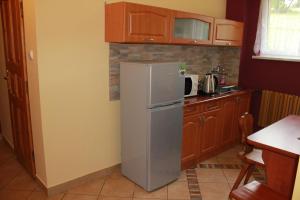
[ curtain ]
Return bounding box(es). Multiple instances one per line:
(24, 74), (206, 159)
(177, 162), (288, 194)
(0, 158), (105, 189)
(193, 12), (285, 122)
(254, 0), (300, 58)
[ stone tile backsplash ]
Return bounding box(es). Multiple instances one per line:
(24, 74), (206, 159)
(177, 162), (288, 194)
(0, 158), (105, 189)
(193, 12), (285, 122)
(109, 43), (241, 100)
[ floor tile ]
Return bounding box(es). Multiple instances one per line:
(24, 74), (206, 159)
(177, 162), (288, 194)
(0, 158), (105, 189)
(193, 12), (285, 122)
(133, 184), (167, 199)
(199, 182), (230, 200)
(67, 178), (105, 195)
(0, 190), (32, 200)
(5, 169), (38, 191)
(177, 171), (187, 182)
(27, 191), (64, 200)
(196, 168), (228, 183)
(0, 158), (23, 189)
(101, 177), (135, 198)
(167, 181), (190, 200)
(63, 194), (98, 200)
(222, 169), (241, 183)
(0, 146), (14, 166)
(108, 167), (124, 180)
(199, 156), (219, 164)
(217, 147), (240, 158)
(98, 197), (131, 200)
(216, 156), (242, 164)
(134, 199), (163, 200)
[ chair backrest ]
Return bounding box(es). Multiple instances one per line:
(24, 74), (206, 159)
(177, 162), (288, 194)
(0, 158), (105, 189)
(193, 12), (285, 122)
(239, 112), (254, 144)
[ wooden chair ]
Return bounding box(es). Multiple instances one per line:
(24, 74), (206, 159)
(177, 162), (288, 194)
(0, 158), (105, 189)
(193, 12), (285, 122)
(230, 181), (288, 200)
(230, 113), (265, 195)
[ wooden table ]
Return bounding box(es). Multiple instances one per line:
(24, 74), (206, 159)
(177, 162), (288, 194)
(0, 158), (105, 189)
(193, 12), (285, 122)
(247, 115), (300, 199)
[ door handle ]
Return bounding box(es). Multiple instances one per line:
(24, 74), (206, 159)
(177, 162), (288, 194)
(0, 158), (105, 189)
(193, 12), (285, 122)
(200, 115), (205, 125)
(3, 76), (8, 80)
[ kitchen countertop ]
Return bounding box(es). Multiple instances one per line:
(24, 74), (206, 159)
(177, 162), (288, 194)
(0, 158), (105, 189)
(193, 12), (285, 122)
(184, 89), (252, 106)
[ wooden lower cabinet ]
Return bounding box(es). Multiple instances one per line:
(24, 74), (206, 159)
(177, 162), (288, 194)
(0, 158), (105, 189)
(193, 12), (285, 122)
(221, 98), (237, 146)
(181, 91), (251, 169)
(199, 109), (222, 156)
(181, 115), (200, 169)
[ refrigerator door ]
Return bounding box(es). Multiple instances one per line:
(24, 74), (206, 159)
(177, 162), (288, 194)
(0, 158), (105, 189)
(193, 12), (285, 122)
(147, 102), (183, 191)
(148, 63), (184, 108)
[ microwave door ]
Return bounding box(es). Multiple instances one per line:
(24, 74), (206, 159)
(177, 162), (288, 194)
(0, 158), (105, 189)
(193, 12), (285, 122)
(185, 78), (192, 96)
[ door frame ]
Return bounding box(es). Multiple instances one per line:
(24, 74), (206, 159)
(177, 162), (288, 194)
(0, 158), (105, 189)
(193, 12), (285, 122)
(0, 0), (36, 176)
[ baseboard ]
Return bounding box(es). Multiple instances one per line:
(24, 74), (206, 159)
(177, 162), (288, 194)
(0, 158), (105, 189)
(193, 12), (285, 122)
(46, 164), (120, 196)
(35, 174), (48, 194)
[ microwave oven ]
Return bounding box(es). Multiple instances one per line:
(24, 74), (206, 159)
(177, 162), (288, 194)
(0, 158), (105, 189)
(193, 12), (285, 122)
(184, 74), (199, 97)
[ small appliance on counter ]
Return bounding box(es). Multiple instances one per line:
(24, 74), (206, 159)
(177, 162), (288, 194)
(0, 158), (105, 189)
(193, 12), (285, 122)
(201, 73), (218, 94)
(184, 74), (199, 97)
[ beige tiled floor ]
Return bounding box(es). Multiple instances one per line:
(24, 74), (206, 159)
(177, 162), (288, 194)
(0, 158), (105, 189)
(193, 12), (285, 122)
(0, 137), (257, 200)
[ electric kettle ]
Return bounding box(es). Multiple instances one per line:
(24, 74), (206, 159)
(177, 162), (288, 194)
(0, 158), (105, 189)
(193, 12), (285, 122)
(202, 73), (218, 94)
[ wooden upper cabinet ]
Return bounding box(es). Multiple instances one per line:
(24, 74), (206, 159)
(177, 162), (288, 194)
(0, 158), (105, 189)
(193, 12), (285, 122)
(105, 2), (244, 46)
(105, 2), (171, 43)
(170, 11), (214, 45)
(213, 19), (244, 46)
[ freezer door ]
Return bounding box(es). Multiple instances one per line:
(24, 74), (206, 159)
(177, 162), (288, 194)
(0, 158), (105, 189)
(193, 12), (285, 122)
(147, 102), (183, 191)
(148, 63), (184, 108)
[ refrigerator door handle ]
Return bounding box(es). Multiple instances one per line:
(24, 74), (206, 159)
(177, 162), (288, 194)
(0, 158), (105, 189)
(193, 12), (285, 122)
(149, 101), (184, 110)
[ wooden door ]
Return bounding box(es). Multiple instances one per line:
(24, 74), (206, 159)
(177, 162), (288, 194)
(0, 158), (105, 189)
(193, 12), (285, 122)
(221, 98), (238, 145)
(125, 3), (171, 43)
(213, 19), (244, 46)
(0, 0), (35, 175)
(199, 109), (222, 155)
(182, 115), (199, 169)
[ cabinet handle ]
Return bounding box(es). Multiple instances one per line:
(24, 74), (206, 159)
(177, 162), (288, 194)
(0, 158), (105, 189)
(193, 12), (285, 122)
(227, 42), (232, 46)
(200, 115), (205, 125)
(193, 40), (198, 44)
(144, 38), (155, 42)
(207, 104), (219, 111)
(236, 97), (241, 103)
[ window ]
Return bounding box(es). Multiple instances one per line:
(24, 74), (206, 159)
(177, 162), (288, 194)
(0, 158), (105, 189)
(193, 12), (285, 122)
(254, 0), (300, 59)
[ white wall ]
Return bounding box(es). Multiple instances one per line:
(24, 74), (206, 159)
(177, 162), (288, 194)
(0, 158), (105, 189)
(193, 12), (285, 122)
(26, 0), (226, 187)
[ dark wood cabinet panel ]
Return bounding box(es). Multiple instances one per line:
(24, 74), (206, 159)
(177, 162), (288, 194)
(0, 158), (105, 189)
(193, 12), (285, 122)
(199, 109), (222, 155)
(125, 3), (171, 43)
(182, 91), (251, 169)
(181, 115), (200, 169)
(213, 19), (244, 46)
(221, 98), (238, 145)
(105, 2), (171, 43)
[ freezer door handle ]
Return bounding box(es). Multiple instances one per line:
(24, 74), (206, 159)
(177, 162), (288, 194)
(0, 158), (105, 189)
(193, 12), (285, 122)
(150, 101), (184, 110)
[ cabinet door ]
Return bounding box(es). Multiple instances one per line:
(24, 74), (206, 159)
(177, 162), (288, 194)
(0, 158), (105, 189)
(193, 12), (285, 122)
(171, 11), (214, 45)
(213, 19), (244, 46)
(199, 109), (222, 155)
(125, 3), (171, 43)
(182, 115), (199, 169)
(221, 98), (238, 146)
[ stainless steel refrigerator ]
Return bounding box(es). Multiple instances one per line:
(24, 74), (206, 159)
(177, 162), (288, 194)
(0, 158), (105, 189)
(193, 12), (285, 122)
(120, 61), (184, 191)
